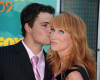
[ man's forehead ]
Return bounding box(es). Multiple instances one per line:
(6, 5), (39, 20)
(35, 13), (53, 24)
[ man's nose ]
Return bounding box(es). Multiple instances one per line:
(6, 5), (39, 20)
(48, 25), (51, 32)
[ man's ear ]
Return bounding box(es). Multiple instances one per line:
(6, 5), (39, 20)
(24, 23), (31, 32)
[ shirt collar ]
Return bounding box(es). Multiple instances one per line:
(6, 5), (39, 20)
(21, 40), (44, 62)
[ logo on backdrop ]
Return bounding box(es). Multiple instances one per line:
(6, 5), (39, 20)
(0, 1), (12, 13)
(0, 37), (23, 46)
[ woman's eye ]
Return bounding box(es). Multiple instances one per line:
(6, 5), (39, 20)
(60, 30), (64, 34)
(51, 29), (55, 32)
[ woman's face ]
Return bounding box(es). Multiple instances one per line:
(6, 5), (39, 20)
(50, 27), (72, 54)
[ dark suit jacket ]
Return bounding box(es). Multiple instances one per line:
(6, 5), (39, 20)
(0, 41), (52, 80)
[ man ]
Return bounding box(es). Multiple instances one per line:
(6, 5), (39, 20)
(0, 3), (55, 80)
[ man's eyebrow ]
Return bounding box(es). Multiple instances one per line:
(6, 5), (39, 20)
(40, 22), (50, 24)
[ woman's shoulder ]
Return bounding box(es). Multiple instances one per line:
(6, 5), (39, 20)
(66, 71), (84, 80)
(65, 65), (89, 80)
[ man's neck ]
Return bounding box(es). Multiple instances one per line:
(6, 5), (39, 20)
(23, 39), (43, 55)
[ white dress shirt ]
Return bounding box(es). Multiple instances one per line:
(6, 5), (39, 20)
(22, 40), (45, 80)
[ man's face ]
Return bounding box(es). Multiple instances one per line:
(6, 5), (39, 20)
(30, 12), (53, 46)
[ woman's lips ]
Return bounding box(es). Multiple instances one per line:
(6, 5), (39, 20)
(51, 41), (57, 45)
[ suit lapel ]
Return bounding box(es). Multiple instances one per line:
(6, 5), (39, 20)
(43, 50), (52, 80)
(14, 41), (36, 80)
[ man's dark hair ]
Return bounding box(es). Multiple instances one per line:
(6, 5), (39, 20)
(21, 3), (55, 37)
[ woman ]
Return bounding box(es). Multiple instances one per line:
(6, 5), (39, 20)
(47, 13), (96, 80)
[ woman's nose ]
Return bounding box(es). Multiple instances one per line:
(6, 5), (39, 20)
(50, 32), (58, 40)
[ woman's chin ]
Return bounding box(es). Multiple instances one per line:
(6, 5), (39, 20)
(51, 48), (57, 51)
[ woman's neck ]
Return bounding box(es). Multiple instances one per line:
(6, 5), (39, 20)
(54, 55), (70, 77)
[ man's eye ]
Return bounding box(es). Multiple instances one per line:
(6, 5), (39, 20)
(42, 24), (47, 27)
(60, 30), (64, 34)
(51, 29), (55, 32)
